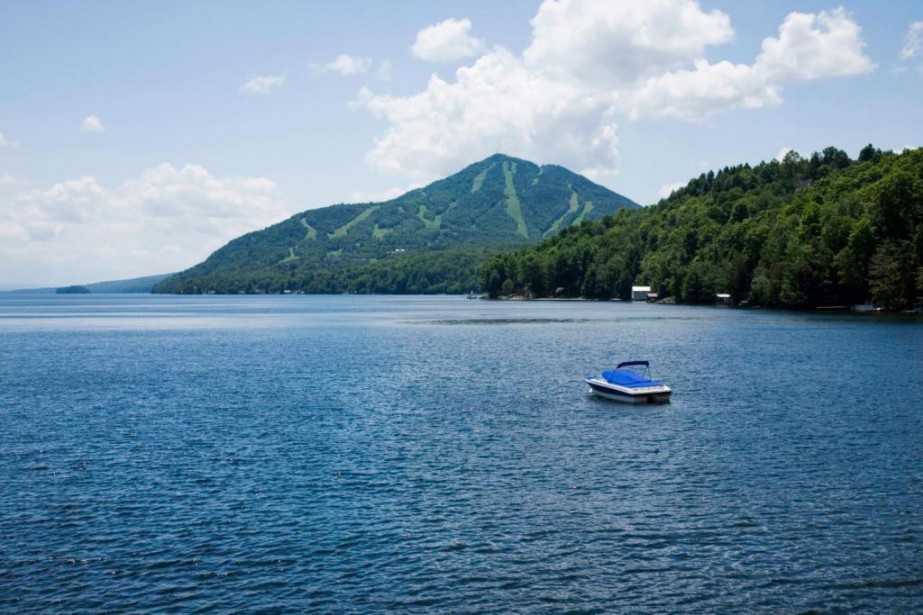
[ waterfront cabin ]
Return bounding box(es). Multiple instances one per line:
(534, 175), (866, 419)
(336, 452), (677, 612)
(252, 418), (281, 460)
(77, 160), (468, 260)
(631, 286), (652, 301)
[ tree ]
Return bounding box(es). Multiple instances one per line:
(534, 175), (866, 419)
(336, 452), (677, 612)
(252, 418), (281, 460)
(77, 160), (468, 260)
(478, 146), (923, 309)
(858, 143), (881, 163)
(869, 240), (915, 310)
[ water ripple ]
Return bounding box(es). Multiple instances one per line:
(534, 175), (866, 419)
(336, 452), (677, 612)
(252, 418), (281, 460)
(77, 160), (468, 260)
(1, 296), (921, 612)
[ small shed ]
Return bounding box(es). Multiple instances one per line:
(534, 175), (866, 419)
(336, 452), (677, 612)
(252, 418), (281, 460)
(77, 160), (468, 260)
(716, 293), (732, 305)
(631, 285), (652, 301)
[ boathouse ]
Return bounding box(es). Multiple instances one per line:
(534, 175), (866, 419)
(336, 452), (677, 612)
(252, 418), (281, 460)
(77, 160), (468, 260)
(631, 286), (652, 301)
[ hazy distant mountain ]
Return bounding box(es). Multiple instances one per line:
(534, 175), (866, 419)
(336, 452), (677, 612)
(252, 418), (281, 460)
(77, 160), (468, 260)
(3, 273), (171, 294)
(154, 154), (639, 294)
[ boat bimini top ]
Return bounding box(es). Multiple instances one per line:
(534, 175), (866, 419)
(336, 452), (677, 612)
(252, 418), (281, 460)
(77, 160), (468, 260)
(600, 361), (663, 388)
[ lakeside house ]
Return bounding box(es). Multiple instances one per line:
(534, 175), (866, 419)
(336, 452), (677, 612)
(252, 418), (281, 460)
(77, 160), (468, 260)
(631, 285), (652, 301)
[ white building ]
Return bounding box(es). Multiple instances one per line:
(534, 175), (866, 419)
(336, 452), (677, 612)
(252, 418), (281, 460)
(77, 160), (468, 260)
(631, 286), (652, 301)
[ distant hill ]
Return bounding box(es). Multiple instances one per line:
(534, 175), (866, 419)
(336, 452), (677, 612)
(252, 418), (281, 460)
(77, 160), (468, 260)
(153, 154), (639, 294)
(481, 146), (923, 310)
(84, 273), (172, 294)
(3, 273), (171, 294)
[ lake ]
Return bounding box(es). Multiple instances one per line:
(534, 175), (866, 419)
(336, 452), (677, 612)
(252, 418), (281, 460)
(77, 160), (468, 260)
(1, 295), (921, 612)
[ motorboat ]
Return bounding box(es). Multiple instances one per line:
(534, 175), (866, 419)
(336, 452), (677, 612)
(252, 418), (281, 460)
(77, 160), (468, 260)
(585, 361), (672, 404)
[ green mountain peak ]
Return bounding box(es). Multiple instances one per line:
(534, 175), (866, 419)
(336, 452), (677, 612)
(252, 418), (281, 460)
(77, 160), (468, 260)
(154, 154), (638, 294)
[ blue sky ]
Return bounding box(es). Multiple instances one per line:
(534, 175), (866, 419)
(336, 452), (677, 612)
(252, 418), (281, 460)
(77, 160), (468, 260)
(1, 0), (921, 286)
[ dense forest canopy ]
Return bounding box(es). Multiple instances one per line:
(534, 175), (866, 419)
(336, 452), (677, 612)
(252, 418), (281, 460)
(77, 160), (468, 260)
(153, 154), (637, 295)
(481, 146), (923, 310)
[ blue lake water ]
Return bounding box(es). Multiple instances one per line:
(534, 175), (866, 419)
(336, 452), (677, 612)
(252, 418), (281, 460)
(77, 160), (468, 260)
(1, 294), (921, 612)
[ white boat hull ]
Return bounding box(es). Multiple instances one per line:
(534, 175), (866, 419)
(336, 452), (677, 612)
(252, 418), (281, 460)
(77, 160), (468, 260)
(585, 377), (672, 404)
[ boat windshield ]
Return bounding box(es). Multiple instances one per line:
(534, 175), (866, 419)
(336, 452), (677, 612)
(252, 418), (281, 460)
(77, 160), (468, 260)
(601, 368), (659, 387)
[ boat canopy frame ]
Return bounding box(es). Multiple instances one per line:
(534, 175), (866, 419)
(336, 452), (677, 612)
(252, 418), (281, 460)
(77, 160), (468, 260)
(616, 361), (649, 369)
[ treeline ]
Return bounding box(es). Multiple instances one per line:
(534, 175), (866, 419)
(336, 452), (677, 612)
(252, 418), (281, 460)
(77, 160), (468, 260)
(481, 146), (923, 310)
(154, 245), (500, 295)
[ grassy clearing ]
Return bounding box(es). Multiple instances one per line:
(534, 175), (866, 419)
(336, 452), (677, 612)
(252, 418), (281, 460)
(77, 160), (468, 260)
(574, 201), (594, 225)
(503, 161), (528, 238)
(329, 206), (380, 239)
(279, 247), (299, 264)
(301, 218), (317, 240)
(417, 205), (441, 230)
(544, 190), (581, 236)
(471, 164), (493, 193)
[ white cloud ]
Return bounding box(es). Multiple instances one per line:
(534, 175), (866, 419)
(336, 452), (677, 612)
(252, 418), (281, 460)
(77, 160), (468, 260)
(628, 59), (781, 120)
(899, 21), (923, 60)
(755, 8), (875, 81)
(0, 130), (20, 148)
(354, 0), (875, 184)
(310, 54), (373, 76)
(377, 60), (394, 81)
(0, 174), (29, 187)
(629, 7), (873, 120)
(240, 74), (285, 94)
(354, 49), (604, 183)
(411, 18), (485, 63)
(524, 0), (733, 86)
(776, 146), (794, 161)
(80, 115), (105, 133)
(0, 164), (290, 284)
(19, 176), (106, 227)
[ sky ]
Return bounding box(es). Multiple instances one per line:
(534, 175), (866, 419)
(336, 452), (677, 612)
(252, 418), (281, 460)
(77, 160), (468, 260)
(1, 0), (922, 287)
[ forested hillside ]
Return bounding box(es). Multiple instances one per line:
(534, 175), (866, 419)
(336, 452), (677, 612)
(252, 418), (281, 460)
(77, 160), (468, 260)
(481, 146), (923, 310)
(154, 154), (637, 294)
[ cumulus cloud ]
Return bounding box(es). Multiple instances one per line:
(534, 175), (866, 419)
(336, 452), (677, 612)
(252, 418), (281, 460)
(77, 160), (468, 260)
(755, 8), (875, 81)
(81, 115), (105, 133)
(411, 18), (485, 63)
(628, 60), (782, 120)
(626, 7), (873, 120)
(899, 21), (923, 60)
(354, 0), (875, 185)
(14, 176), (106, 232)
(523, 0), (733, 86)
(240, 74), (286, 94)
(310, 54), (373, 76)
(0, 164), (290, 284)
(354, 49), (597, 182)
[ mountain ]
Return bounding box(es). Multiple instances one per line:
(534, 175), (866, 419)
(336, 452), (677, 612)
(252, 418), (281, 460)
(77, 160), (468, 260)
(153, 154), (639, 294)
(481, 146), (923, 310)
(3, 273), (171, 294)
(85, 273), (173, 293)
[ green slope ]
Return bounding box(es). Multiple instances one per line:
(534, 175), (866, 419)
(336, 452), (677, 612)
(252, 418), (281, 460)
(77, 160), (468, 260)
(482, 146), (923, 310)
(154, 153), (638, 294)
(3, 273), (171, 294)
